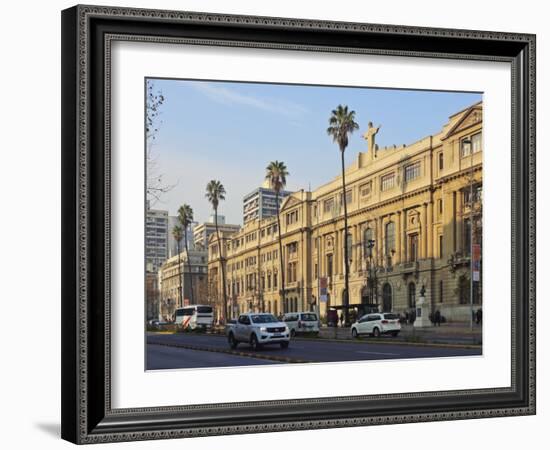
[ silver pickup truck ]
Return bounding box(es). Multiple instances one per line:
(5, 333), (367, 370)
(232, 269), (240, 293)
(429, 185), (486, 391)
(226, 313), (290, 350)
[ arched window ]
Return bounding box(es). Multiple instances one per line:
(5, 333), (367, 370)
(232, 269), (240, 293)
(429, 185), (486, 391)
(382, 283), (392, 312)
(408, 282), (416, 308)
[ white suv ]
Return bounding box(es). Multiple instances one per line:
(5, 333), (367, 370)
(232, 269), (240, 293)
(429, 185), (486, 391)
(351, 313), (401, 338)
(227, 313), (290, 350)
(283, 312), (320, 336)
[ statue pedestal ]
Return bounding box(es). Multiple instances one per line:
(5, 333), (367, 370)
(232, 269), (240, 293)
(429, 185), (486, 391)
(413, 294), (431, 328)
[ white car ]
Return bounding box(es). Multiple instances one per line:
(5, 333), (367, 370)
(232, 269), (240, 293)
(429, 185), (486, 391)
(226, 313), (290, 350)
(351, 313), (401, 338)
(283, 312), (320, 336)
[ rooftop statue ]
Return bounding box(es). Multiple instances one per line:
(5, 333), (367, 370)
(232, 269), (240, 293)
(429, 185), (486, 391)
(363, 122), (381, 160)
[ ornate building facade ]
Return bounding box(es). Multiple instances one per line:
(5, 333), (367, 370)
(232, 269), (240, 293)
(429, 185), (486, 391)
(208, 102), (483, 323)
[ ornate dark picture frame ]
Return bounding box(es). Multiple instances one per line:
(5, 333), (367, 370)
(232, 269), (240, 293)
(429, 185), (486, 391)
(61, 4), (536, 444)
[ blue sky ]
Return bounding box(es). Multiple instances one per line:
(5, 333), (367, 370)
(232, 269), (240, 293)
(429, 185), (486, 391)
(147, 78), (481, 225)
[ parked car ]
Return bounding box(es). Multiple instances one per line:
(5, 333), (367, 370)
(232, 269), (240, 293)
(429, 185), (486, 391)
(226, 313), (290, 350)
(350, 313), (401, 338)
(282, 312), (320, 336)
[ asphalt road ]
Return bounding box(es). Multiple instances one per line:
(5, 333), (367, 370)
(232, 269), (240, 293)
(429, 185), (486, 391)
(147, 344), (277, 370)
(147, 332), (481, 369)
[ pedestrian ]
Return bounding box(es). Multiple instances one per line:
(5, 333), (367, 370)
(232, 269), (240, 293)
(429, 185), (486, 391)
(339, 312), (344, 327)
(434, 309), (441, 326)
(476, 308), (482, 325)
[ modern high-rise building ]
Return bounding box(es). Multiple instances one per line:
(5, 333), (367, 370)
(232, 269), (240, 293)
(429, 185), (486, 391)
(243, 180), (291, 224)
(193, 215), (240, 250)
(145, 206), (169, 273)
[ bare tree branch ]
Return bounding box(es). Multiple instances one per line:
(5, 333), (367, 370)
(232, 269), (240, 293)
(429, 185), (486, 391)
(146, 80), (177, 207)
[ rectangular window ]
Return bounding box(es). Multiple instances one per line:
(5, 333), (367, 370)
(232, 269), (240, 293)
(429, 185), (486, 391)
(287, 242), (298, 255)
(472, 132), (482, 153)
(409, 234), (419, 262)
(360, 181), (372, 197)
(404, 162), (421, 182)
(339, 189), (352, 205)
(381, 173), (395, 191)
(327, 254), (333, 278)
(439, 280), (444, 303)
(439, 235), (444, 258)
(323, 197), (334, 213)
(438, 199), (443, 215)
(438, 152), (444, 170)
(385, 222), (396, 257)
(464, 184), (482, 205)
(461, 137), (471, 157)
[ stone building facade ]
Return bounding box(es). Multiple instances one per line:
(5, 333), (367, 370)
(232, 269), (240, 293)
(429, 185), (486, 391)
(158, 249), (209, 321)
(208, 102), (483, 323)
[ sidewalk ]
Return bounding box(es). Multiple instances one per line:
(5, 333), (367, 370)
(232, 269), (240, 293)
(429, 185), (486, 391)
(316, 322), (482, 346)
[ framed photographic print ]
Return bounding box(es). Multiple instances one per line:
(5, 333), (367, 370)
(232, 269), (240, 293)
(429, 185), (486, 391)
(61, 4), (536, 444)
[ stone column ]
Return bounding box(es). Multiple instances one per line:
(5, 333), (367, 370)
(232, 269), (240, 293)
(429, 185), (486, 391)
(452, 191), (457, 254)
(421, 203), (428, 259)
(377, 216), (383, 266)
(401, 210), (407, 263)
(395, 211), (402, 265)
(334, 230), (339, 275)
(353, 224), (359, 272)
(456, 190), (463, 253)
(427, 201), (434, 258)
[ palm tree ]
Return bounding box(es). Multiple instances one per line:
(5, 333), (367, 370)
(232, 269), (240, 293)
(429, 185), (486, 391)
(205, 180), (228, 321)
(265, 161), (289, 314)
(177, 204), (194, 305)
(327, 105), (359, 326)
(171, 225), (184, 308)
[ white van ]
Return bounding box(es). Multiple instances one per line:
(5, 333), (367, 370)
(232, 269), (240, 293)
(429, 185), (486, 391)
(282, 312), (320, 336)
(174, 305), (214, 330)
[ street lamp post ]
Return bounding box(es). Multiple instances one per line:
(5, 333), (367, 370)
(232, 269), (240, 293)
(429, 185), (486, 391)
(463, 138), (475, 331)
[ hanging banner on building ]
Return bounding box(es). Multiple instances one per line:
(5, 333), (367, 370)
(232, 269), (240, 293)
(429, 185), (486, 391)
(319, 277), (328, 302)
(472, 244), (481, 281)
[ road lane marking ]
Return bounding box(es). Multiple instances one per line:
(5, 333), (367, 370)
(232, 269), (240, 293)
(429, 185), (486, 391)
(355, 350), (400, 356)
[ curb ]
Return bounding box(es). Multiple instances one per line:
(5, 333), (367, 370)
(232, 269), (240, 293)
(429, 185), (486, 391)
(148, 339), (316, 364)
(294, 335), (481, 350)
(148, 331), (481, 350)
